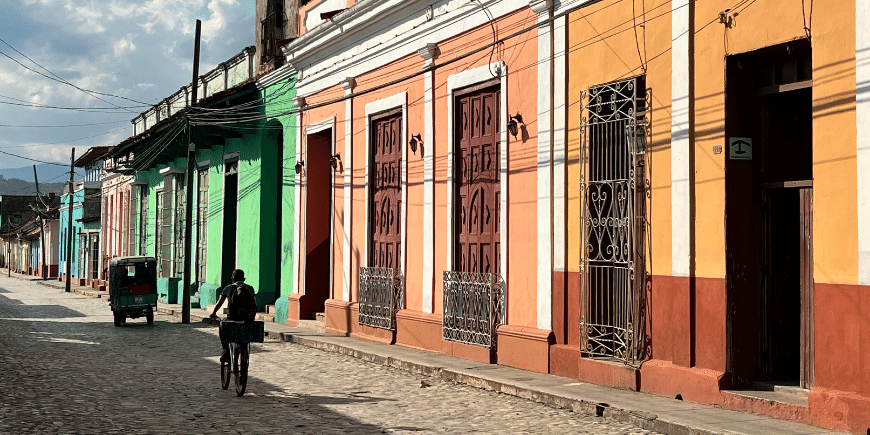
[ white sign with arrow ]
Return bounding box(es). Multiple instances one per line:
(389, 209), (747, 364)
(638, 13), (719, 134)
(729, 137), (753, 160)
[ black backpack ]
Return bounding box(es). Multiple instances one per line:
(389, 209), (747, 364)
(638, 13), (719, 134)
(227, 283), (257, 321)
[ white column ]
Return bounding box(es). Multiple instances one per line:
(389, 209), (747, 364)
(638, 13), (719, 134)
(342, 78), (355, 301)
(553, 14), (566, 278)
(418, 43), (437, 313)
(671, 0), (691, 277)
(531, 0), (553, 330)
(858, 0), (870, 284)
(293, 97), (305, 295)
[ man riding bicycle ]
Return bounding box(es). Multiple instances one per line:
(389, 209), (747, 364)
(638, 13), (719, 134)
(209, 269), (257, 362)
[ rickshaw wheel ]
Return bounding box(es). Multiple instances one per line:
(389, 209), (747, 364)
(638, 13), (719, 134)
(146, 307), (154, 325)
(113, 311), (122, 327)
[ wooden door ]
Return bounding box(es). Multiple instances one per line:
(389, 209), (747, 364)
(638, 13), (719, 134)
(454, 86), (500, 274)
(370, 110), (402, 269)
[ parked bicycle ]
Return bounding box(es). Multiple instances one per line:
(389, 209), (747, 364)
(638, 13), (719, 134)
(218, 320), (264, 396)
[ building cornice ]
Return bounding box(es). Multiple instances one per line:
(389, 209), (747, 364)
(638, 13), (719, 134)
(256, 63), (296, 89)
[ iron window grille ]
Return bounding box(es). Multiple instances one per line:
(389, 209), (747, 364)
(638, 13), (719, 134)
(579, 75), (651, 366)
(442, 271), (505, 349)
(172, 173), (186, 277)
(357, 267), (404, 330)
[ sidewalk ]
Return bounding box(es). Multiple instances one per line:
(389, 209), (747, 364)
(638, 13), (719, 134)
(14, 269), (838, 435)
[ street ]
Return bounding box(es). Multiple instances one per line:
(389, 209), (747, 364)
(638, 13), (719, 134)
(0, 275), (659, 435)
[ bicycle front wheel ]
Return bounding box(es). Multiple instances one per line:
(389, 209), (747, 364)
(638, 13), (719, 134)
(234, 343), (249, 396)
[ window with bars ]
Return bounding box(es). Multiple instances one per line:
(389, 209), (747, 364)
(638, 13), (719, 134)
(579, 75), (649, 365)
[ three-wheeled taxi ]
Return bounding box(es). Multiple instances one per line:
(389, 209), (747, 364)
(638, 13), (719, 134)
(108, 256), (158, 327)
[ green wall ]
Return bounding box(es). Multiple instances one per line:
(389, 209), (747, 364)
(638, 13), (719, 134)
(131, 75), (297, 313)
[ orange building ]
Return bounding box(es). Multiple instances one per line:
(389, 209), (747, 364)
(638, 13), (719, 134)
(266, 0), (870, 431)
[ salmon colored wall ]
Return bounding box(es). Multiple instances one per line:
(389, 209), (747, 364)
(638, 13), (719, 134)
(351, 54), (426, 311)
(430, 9), (540, 328)
(566, 0), (673, 277)
(298, 84), (345, 298)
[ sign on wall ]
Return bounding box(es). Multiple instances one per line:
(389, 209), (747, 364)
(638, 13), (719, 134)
(729, 137), (753, 160)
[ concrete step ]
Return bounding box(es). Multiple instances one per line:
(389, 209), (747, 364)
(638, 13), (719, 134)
(315, 312), (325, 322)
(255, 312), (275, 323)
(265, 304), (276, 314)
(297, 318), (325, 333)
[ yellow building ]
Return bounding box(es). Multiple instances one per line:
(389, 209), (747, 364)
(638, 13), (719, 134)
(555, 0), (870, 431)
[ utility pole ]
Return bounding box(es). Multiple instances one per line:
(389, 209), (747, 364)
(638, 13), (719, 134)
(33, 165), (47, 280)
(182, 19), (201, 324)
(65, 148), (75, 292)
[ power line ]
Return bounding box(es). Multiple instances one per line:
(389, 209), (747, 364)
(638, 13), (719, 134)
(0, 149), (70, 166)
(0, 120), (128, 128)
(0, 37), (150, 108)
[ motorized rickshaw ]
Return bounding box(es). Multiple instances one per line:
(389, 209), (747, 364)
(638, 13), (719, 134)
(108, 256), (158, 327)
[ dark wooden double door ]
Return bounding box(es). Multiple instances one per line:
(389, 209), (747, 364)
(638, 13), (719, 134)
(454, 85), (500, 275)
(370, 110), (402, 269)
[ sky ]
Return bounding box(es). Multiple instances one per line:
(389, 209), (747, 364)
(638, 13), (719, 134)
(0, 0), (256, 174)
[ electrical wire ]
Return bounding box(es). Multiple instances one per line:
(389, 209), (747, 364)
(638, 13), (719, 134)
(0, 37), (150, 108)
(0, 120), (128, 128)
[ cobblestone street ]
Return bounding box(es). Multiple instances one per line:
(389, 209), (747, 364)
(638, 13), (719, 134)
(0, 275), (659, 435)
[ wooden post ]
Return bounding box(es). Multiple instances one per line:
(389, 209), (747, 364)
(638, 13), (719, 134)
(33, 165), (47, 280)
(182, 20), (202, 324)
(65, 148), (75, 292)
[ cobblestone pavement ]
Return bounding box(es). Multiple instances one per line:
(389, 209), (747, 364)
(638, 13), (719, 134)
(0, 276), (660, 435)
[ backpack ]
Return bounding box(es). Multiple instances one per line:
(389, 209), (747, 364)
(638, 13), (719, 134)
(227, 282), (257, 321)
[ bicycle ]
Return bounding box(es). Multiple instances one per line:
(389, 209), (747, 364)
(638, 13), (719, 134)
(221, 340), (250, 396)
(217, 319), (264, 397)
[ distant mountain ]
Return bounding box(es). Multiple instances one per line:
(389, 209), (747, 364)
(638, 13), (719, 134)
(0, 163), (83, 183)
(0, 177), (67, 196)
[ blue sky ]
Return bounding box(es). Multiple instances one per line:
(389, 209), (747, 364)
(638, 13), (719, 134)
(0, 0), (255, 173)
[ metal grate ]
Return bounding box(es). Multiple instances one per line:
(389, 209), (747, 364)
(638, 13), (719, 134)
(442, 271), (505, 349)
(173, 173), (186, 277)
(358, 267), (404, 330)
(579, 76), (650, 366)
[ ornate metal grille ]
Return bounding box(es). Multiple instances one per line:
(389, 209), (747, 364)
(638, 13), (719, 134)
(579, 76), (650, 366)
(442, 271), (505, 349)
(357, 267), (404, 330)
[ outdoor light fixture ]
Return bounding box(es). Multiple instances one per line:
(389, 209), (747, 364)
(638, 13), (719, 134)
(409, 134), (422, 154)
(330, 153), (342, 170)
(295, 161), (304, 174)
(507, 113), (524, 138)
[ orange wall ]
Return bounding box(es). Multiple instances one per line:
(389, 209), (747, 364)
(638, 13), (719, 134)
(299, 7), (541, 329)
(566, 0), (673, 277)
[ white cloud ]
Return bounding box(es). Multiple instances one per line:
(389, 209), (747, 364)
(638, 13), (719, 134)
(113, 34), (137, 57)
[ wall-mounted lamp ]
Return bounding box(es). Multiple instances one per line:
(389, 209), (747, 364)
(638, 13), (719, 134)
(409, 134), (422, 154)
(294, 161), (304, 174)
(329, 153), (342, 170)
(507, 113), (524, 138)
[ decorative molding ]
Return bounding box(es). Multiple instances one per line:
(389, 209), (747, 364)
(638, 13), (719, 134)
(158, 166), (185, 175)
(305, 117), (335, 135)
(417, 43), (439, 67)
(363, 92), (408, 271)
(341, 77), (356, 91)
(445, 62), (508, 282)
(529, 0), (553, 16)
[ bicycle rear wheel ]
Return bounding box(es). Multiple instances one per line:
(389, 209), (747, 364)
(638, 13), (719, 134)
(220, 344), (232, 390)
(234, 343), (249, 396)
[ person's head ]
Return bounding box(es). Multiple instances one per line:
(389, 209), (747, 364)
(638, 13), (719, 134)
(231, 268), (245, 283)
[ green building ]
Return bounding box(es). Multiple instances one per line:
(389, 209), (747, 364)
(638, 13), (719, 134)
(106, 47), (297, 321)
